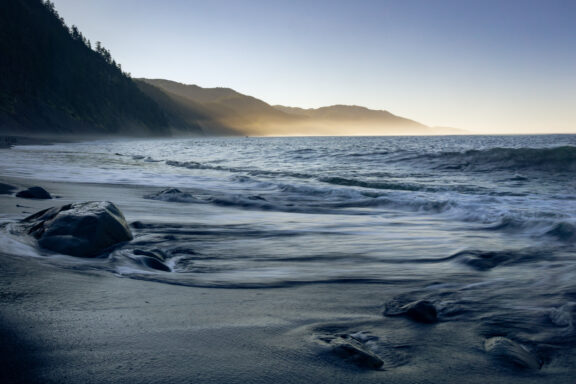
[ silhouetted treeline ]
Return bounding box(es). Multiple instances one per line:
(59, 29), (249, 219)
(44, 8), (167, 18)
(0, 0), (201, 135)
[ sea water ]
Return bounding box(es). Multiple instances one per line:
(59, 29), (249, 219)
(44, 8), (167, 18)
(1, 135), (575, 285)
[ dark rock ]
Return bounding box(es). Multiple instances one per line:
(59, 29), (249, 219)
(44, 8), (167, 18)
(139, 257), (171, 272)
(384, 300), (438, 324)
(144, 188), (196, 202)
(132, 249), (170, 272)
(331, 336), (384, 369)
(403, 300), (438, 323)
(484, 337), (541, 370)
(454, 249), (542, 270)
(131, 221), (145, 229)
(15, 186), (52, 199)
(16, 201), (132, 257)
(133, 248), (166, 261)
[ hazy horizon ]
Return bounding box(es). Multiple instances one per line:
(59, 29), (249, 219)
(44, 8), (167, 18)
(50, 0), (576, 135)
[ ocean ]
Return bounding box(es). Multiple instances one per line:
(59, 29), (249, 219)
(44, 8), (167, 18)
(2, 135), (576, 286)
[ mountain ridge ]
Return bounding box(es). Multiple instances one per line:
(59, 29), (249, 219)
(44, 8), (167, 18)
(138, 79), (444, 136)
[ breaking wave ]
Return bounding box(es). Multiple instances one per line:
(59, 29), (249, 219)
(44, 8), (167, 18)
(420, 146), (576, 172)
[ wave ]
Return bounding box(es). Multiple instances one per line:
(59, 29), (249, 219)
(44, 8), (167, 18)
(421, 146), (576, 172)
(165, 160), (314, 180)
(319, 176), (427, 192)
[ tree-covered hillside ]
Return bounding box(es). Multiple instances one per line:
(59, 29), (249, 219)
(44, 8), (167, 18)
(0, 0), (200, 135)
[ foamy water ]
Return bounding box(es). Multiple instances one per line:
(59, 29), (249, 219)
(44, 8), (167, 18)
(1, 135), (575, 284)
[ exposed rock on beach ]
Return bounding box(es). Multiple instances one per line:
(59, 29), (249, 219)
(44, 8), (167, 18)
(15, 186), (52, 199)
(383, 299), (438, 324)
(12, 201), (132, 257)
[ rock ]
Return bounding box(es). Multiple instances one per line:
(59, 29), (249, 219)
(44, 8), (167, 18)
(17, 201), (132, 257)
(331, 336), (384, 369)
(139, 256), (170, 272)
(484, 337), (541, 370)
(15, 186), (52, 199)
(131, 221), (145, 229)
(454, 250), (519, 270)
(384, 300), (438, 324)
(132, 249), (170, 272)
(133, 248), (166, 261)
(144, 188), (196, 202)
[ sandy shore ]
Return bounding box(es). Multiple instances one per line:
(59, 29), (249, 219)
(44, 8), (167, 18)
(0, 174), (574, 383)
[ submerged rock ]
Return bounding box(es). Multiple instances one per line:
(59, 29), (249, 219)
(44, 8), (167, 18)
(131, 221), (145, 229)
(17, 201), (132, 257)
(15, 186), (52, 199)
(144, 188), (197, 202)
(133, 249), (170, 272)
(454, 249), (543, 270)
(484, 337), (541, 370)
(384, 300), (438, 324)
(331, 336), (384, 369)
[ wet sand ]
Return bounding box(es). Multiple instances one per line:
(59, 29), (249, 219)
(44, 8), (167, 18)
(1, 175), (575, 383)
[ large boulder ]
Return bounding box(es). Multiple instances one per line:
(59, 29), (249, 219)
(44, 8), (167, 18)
(15, 186), (52, 199)
(17, 201), (133, 257)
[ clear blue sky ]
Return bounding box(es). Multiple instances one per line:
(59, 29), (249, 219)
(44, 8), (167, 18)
(51, 0), (576, 133)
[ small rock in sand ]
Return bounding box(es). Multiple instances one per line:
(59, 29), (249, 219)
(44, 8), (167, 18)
(133, 249), (171, 272)
(131, 221), (145, 229)
(15, 186), (52, 199)
(144, 188), (197, 202)
(331, 336), (384, 369)
(384, 300), (438, 324)
(16, 201), (132, 257)
(484, 336), (541, 370)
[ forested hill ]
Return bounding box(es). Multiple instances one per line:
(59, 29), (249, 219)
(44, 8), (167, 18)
(0, 0), (201, 136)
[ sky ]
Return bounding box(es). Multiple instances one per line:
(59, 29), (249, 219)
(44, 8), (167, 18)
(50, 0), (576, 134)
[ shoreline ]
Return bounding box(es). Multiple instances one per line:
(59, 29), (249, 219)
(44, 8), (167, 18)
(1, 162), (575, 382)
